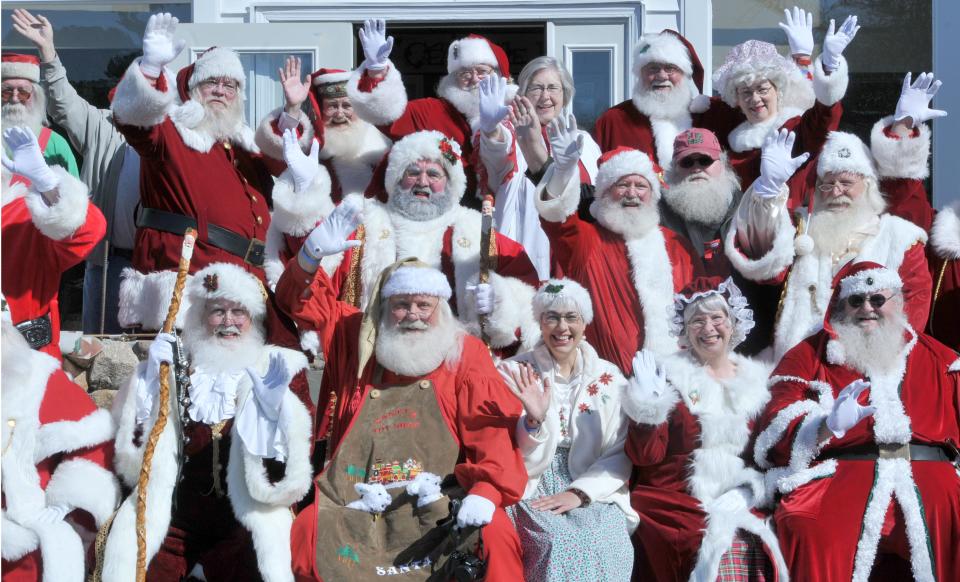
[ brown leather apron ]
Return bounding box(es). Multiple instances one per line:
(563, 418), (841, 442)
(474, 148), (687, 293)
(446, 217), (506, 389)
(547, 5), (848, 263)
(312, 368), (480, 580)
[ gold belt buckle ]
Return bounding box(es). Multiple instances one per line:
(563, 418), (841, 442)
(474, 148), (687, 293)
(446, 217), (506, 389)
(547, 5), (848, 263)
(244, 237), (264, 264)
(879, 443), (911, 461)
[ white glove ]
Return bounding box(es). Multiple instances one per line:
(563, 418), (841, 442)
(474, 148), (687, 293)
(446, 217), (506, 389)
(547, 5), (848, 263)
(710, 487), (752, 514)
(478, 74), (510, 135)
(23, 503), (71, 526)
(628, 349), (667, 401)
(138, 332), (175, 423)
(245, 352), (292, 422)
(358, 19), (393, 71)
(1, 127), (60, 193)
(826, 379), (875, 439)
(466, 283), (495, 316)
(457, 494), (495, 529)
(894, 72), (947, 127)
(282, 130), (320, 193)
(753, 129), (809, 198)
(821, 15), (860, 73)
(778, 6), (814, 56)
(546, 114), (584, 189)
(140, 13), (186, 78)
(300, 196), (363, 262)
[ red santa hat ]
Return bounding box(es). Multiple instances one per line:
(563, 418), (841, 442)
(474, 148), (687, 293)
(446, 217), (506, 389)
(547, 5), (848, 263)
(1, 53), (40, 83)
(175, 46), (245, 98)
(448, 34), (511, 80)
(823, 261), (905, 360)
(381, 264), (452, 300)
(593, 146), (664, 201)
(311, 67), (350, 98)
(384, 130), (467, 201)
(670, 276), (755, 348)
(186, 262), (268, 322)
(533, 279), (594, 325)
(712, 40), (814, 112)
(816, 131), (878, 181)
(633, 31), (704, 92)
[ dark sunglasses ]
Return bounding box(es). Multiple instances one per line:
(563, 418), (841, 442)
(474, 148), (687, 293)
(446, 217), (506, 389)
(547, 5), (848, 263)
(677, 155), (715, 169)
(845, 293), (891, 309)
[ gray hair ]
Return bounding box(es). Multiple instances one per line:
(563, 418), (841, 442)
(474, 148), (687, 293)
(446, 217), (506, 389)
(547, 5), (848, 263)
(680, 294), (733, 347)
(517, 56), (575, 108)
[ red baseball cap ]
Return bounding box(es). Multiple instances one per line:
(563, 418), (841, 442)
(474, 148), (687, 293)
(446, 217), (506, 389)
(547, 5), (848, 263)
(673, 128), (722, 162)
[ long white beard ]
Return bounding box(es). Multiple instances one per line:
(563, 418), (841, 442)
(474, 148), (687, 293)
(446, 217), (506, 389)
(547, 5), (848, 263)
(631, 76), (696, 120)
(321, 119), (376, 160)
(832, 312), (908, 376)
(375, 314), (465, 377)
(808, 192), (881, 257)
(195, 98), (246, 142)
(592, 196), (660, 240)
(437, 74), (479, 122)
(182, 323), (266, 374)
(388, 185), (457, 221)
(663, 171), (739, 226)
(2, 91), (46, 134)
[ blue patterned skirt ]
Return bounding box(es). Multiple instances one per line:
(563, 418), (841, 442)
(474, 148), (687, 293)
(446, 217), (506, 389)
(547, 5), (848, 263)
(507, 446), (633, 581)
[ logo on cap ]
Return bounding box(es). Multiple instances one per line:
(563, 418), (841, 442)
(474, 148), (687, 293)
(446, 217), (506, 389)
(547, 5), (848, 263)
(837, 147), (851, 159)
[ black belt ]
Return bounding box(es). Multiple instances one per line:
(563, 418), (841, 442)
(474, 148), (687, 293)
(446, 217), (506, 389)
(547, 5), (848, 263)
(16, 313), (52, 350)
(137, 208), (265, 267)
(110, 247), (134, 261)
(818, 443), (957, 463)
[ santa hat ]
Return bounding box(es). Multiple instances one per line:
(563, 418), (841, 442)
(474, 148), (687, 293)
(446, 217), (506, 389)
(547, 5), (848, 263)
(175, 46), (245, 100)
(185, 262), (268, 322)
(311, 67), (350, 99)
(633, 31), (704, 92)
(384, 130), (467, 201)
(532, 279), (594, 325)
(381, 264), (452, 300)
(593, 147), (664, 201)
(816, 131), (878, 181)
(712, 40), (814, 111)
(448, 35), (511, 80)
(823, 261), (904, 360)
(1, 53), (40, 83)
(669, 276), (755, 348)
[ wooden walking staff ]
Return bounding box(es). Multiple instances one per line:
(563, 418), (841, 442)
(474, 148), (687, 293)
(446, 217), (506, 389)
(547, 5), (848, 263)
(135, 228), (197, 582)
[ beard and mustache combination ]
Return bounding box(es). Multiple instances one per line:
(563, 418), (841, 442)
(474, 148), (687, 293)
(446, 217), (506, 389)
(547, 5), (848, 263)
(831, 307), (908, 376)
(388, 184), (457, 222)
(436, 74), (480, 122)
(181, 319), (266, 375)
(2, 86), (46, 134)
(190, 87), (246, 142)
(631, 75), (697, 120)
(808, 181), (886, 257)
(591, 195), (661, 240)
(321, 118), (371, 160)
(663, 162), (740, 226)
(375, 304), (466, 377)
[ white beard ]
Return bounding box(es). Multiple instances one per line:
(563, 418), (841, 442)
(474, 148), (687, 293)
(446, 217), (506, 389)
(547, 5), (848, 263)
(437, 74), (479, 122)
(631, 76), (696, 121)
(832, 311), (908, 376)
(375, 313), (466, 377)
(320, 119), (375, 161)
(663, 170), (739, 226)
(388, 184), (457, 221)
(194, 98), (246, 142)
(591, 196), (660, 240)
(808, 193), (880, 257)
(182, 323), (266, 375)
(2, 90), (46, 134)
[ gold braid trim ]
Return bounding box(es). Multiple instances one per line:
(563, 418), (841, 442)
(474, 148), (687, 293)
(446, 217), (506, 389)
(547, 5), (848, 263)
(343, 225), (365, 307)
(323, 391), (338, 440)
(208, 420), (229, 498)
(930, 258), (948, 327)
(88, 510), (119, 582)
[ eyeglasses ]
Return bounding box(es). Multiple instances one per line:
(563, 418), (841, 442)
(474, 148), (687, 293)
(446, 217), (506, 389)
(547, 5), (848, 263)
(687, 313), (729, 330)
(677, 155), (716, 169)
(817, 180), (858, 193)
(845, 293), (893, 310)
(541, 312), (582, 326)
(642, 63), (682, 75)
(206, 307), (250, 324)
(736, 83), (774, 99)
(525, 84), (563, 97)
(402, 167), (447, 184)
(199, 78), (240, 96)
(455, 66), (494, 83)
(612, 181), (650, 193)
(1, 86), (32, 101)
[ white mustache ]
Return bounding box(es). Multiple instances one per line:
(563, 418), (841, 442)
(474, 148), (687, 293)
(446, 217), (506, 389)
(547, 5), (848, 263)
(398, 320), (430, 331)
(215, 324), (241, 336)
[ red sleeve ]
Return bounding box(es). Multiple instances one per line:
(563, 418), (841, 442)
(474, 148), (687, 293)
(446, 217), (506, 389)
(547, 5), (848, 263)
(452, 340), (527, 507)
(795, 101), (843, 157)
(40, 370), (114, 470)
(540, 213), (601, 275)
(493, 231), (540, 286)
(625, 421), (670, 466)
(899, 242), (933, 334)
(753, 344), (819, 467)
(881, 177), (934, 232)
(666, 229), (705, 290)
(593, 110), (616, 152)
(114, 117), (177, 160)
(51, 202), (106, 273)
(695, 97), (744, 146)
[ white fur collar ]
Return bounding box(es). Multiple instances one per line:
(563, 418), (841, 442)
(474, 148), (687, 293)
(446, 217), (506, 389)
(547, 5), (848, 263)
(624, 228), (680, 357)
(727, 107), (802, 153)
(661, 351), (772, 421)
(649, 115), (692, 167)
(931, 203), (960, 260)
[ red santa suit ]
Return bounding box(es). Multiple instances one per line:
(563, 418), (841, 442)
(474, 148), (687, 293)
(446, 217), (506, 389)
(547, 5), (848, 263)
(1, 168), (105, 359)
(535, 148), (702, 374)
(725, 123), (932, 360)
(927, 202), (960, 351)
(275, 261), (527, 582)
(1, 324), (119, 582)
(753, 263), (960, 582)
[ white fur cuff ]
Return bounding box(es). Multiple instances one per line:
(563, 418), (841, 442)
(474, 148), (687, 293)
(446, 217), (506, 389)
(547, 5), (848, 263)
(534, 165), (581, 223)
(870, 115), (931, 180)
(477, 272), (539, 349)
(347, 61), (408, 127)
(25, 167), (92, 241)
(271, 167), (335, 237)
(254, 107), (316, 161)
(110, 58), (176, 128)
(621, 386), (679, 426)
(931, 204), (960, 260)
(813, 55), (849, 106)
(44, 458), (120, 525)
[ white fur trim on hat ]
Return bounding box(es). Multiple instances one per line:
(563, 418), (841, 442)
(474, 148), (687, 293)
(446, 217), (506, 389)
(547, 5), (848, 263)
(448, 37), (498, 75)
(594, 150), (662, 201)
(186, 262), (267, 321)
(532, 278), (594, 325)
(837, 267), (903, 299)
(817, 131), (877, 180)
(1, 61), (39, 83)
(313, 70), (350, 86)
(381, 266), (452, 300)
(633, 32), (693, 77)
(712, 40), (813, 112)
(385, 130), (467, 201)
(189, 47), (245, 90)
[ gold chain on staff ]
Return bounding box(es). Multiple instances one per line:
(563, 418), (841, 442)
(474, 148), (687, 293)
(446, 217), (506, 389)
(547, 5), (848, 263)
(343, 225), (366, 307)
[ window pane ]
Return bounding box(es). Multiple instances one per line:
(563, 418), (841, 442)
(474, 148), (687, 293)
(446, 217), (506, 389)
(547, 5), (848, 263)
(571, 50), (612, 134)
(237, 52), (314, 127)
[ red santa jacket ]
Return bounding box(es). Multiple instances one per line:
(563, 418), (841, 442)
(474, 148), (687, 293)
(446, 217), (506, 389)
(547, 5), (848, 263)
(1, 170), (105, 359)
(928, 203), (960, 351)
(1, 338), (119, 580)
